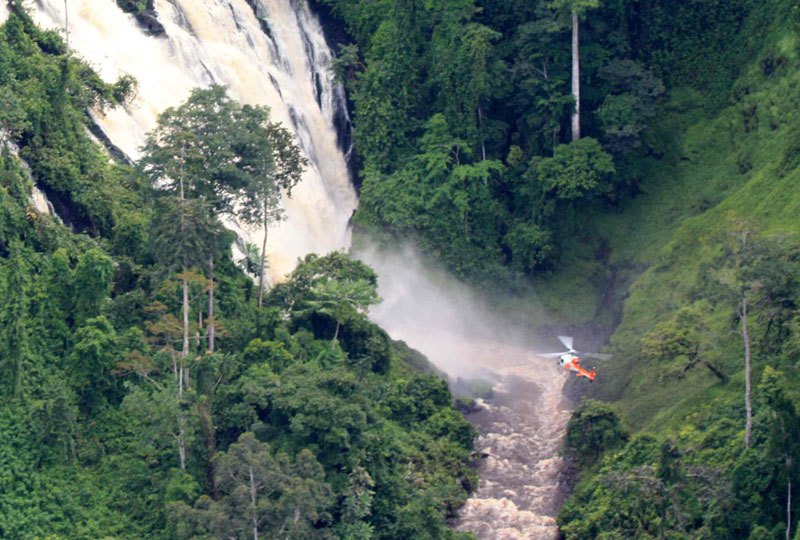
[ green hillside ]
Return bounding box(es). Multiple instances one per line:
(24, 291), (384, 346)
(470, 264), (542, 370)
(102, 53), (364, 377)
(312, 0), (800, 535)
(318, 0), (800, 535)
(553, 2), (800, 538)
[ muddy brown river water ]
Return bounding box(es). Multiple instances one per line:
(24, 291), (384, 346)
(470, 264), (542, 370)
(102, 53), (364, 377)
(454, 346), (572, 540)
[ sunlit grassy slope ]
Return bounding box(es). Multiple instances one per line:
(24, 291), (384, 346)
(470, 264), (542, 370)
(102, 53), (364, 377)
(534, 10), (800, 431)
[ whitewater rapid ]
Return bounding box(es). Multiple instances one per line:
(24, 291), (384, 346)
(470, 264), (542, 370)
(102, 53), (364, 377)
(453, 345), (572, 539)
(19, 0), (356, 279)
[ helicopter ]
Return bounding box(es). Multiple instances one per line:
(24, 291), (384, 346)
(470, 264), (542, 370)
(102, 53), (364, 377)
(537, 336), (612, 382)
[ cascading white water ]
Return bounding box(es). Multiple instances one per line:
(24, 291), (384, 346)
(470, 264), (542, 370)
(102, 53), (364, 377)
(1, 135), (63, 221)
(19, 0), (356, 279)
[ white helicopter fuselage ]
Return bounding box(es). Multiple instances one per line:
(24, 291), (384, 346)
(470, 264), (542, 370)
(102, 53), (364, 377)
(559, 353), (578, 369)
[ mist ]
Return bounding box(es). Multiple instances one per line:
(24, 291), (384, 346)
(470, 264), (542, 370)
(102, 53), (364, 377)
(354, 241), (573, 538)
(353, 240), (547, 380)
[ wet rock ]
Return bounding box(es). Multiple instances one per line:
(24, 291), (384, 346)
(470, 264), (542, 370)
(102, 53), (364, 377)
(135, 9), (165, 36)
(455, 396), (483, 414)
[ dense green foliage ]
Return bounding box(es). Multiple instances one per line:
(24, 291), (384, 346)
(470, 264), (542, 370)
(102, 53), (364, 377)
(318, 0), (683, 283)
(564, 400), (628, 468)
(0, 8), (476, 538)
(4, 0), (800, 537)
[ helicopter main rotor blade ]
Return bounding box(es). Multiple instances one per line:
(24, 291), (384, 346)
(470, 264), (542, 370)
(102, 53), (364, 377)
(582, 352), (613, 361)
(537, 352), (568, 359)
(557, 336), (574, 350)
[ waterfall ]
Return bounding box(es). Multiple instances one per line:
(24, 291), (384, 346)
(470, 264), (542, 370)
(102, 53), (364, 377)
(16, 0), (356, 280)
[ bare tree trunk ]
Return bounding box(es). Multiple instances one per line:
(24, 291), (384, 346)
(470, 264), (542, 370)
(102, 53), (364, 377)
(178, 360), (184, 401)
(180, 266), (189, 400)
(258, 217), (269, 308)
(64, 0), (69, 54)
(196, 295), (203, 354)
(177, 146), (189, 471)
(178, 417), (187, 470)
(178, 260), (188, 472)
(571, 12), (580, 141)
(208, 255), (215, 353)
(787, 472), (793, 540)
(182, 275), (190, 361)
(742, 293), (752, 449)
(331, 321), (340, 350)
(179, 160), (190, 363)
(176, 358), (188, 471)
(249, 465), (259, 540)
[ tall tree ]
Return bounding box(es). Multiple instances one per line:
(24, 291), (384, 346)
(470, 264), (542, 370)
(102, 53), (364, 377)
(174, 432), (332, 539)
(151, 197), (223, 360)
(143, 86), (303, 474)
(710, 228), (798, 449)
(711, 227), (756, 449)
(151, 198), (223, 468)
(141, 86), (248, 208)
(142, 86), (233, 359)
(509, 9), (572, 155)
(551, 0), (600, 140)
(143, 86), (305, 348)
(237, 115), (306, 308)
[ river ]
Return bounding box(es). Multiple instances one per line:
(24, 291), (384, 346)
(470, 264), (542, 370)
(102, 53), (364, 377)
(454, 344), (572, 539)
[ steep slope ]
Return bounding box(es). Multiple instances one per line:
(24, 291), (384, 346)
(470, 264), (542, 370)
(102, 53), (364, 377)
(556, 2), (800, 538)
(305, 1), (799, 537)
(595, 4), (800, 427)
